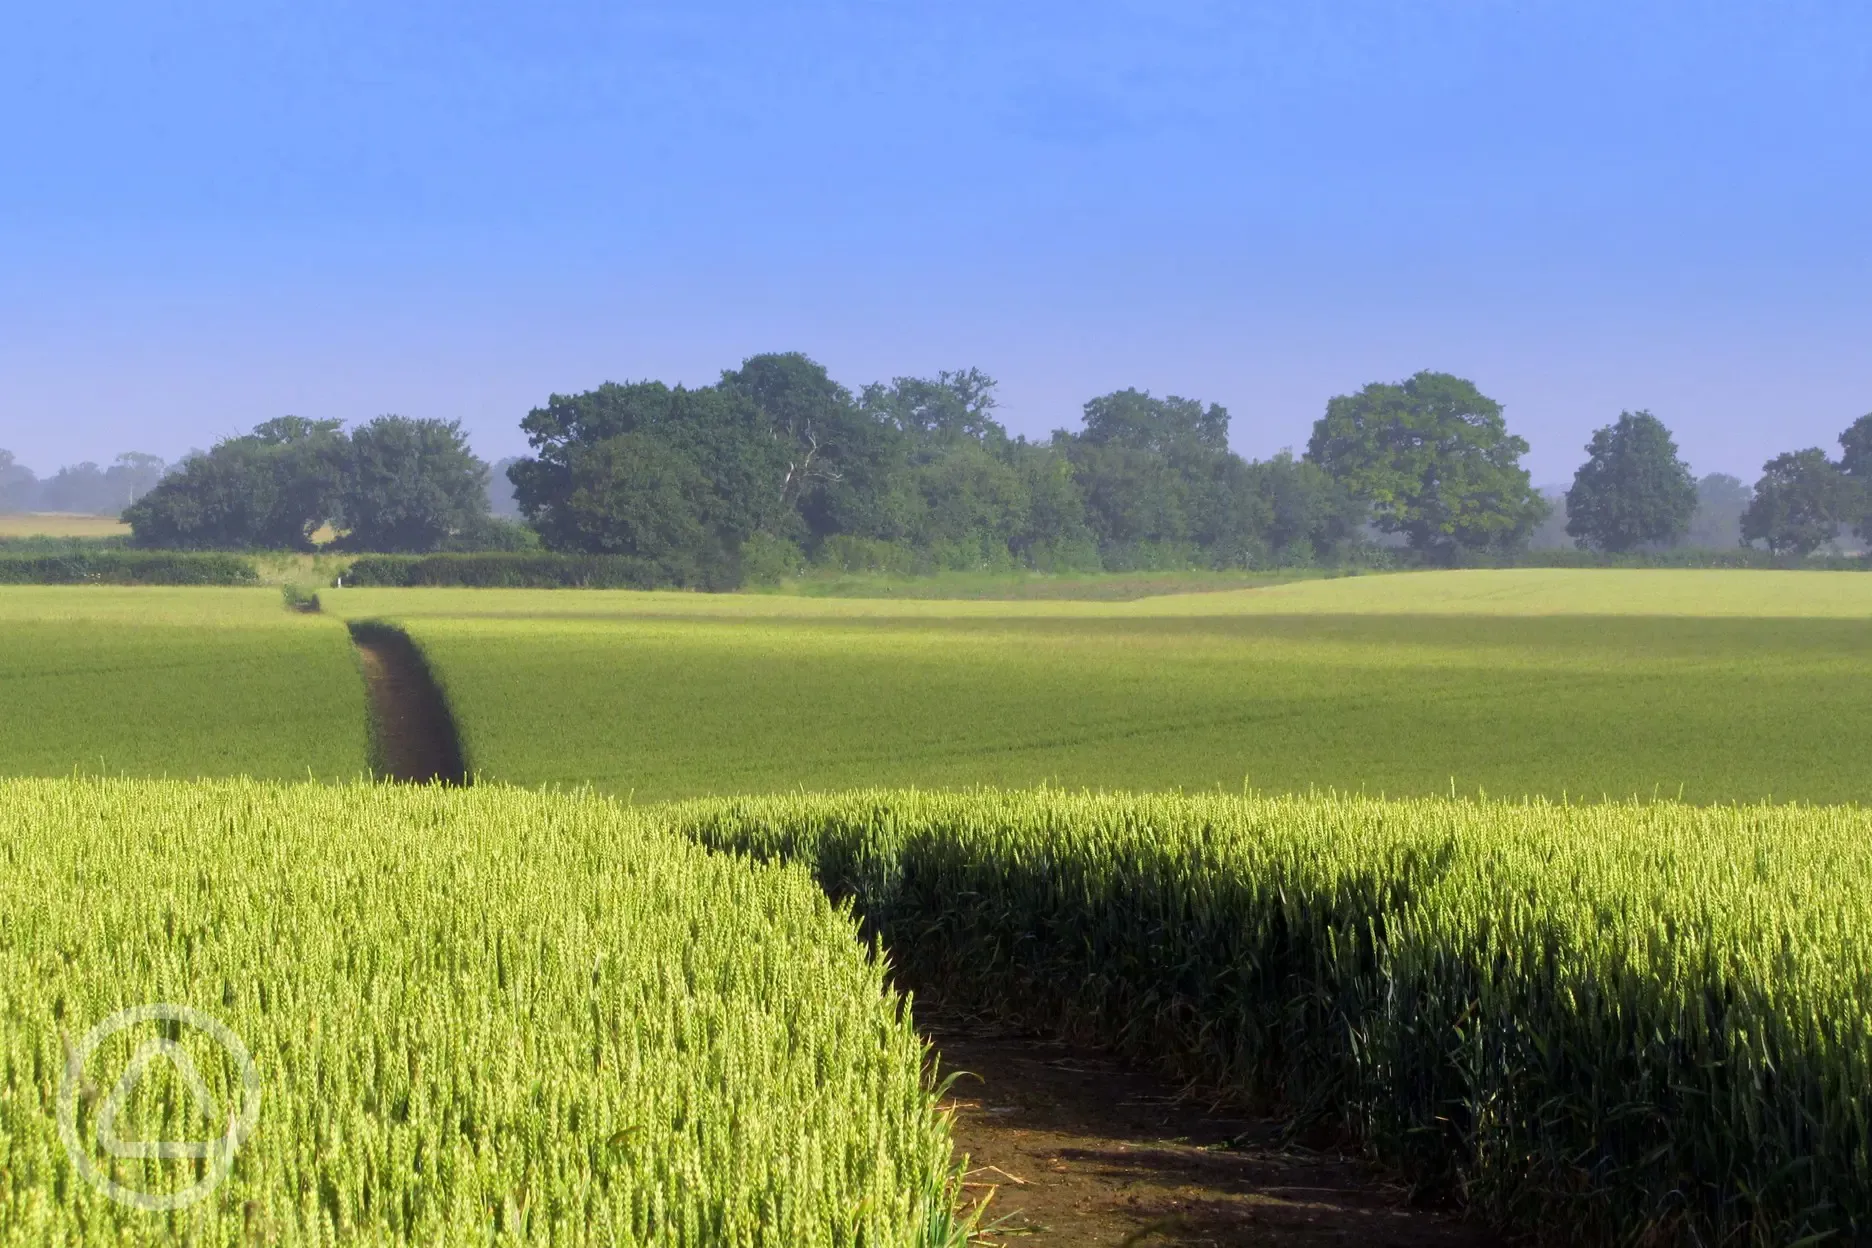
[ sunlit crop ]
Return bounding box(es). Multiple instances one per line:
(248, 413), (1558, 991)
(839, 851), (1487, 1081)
(0, 588), (366, 781)
(681, 787), (1872, 1245)
(331, 570), (1872, 803)
(0, 779), (963, 1246)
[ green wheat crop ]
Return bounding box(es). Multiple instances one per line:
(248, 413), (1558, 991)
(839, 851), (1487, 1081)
(0, 779), (963, 1246)
(0, 588), (367, 780)
(329, 569), (1872, 802)
(681, 787), (1872, 1245)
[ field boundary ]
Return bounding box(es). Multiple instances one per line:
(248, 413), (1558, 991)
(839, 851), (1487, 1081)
(347, 620), (470, 784)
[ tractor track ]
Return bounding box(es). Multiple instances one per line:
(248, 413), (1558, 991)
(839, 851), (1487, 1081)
(348, 621), (468, 785)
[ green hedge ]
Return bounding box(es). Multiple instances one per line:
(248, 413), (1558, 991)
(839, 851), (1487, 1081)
(0, 551), (257, 585)
(339, 552), (667, 589)
(677, 790), (1872, 1245)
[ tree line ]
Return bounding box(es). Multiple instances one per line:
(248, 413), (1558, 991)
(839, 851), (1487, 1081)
(1550, 410), (1872, 557)
(0, 451), (168, 516)
(119, 417), (526, 552)
(13, 352), (1869, 572)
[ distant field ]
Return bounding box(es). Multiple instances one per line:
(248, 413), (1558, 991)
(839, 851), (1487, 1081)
(775, 567), (1321, 600)
(0, 587), (367, 779)
(0, 511), (129, 538)
(334, 569), (1872, 803)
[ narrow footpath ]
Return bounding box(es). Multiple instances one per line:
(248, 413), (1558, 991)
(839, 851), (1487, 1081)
(922, 1009), (1501, 1248)
(348, 621), (468, 784)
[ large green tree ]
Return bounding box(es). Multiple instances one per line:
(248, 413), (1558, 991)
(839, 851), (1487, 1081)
(509, 375), (794, 582)
(1740, 449), (1855, 556)
(1064, 390), (1233, 560)
(124, 419), (345, 550)
(1306, 371), (1546, 555)
(1834, 413), (1872, 543)
(1563, 411), (1698, 552)
(721, 352), (894, 537)
(338, 416), (491, 553)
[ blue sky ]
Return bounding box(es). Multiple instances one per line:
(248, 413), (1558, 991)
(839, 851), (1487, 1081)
(3, 0), (1868, 484)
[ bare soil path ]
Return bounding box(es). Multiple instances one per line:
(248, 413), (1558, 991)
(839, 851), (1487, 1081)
(348, 622), (468, 784)
(921, 1009), (1503, 1248)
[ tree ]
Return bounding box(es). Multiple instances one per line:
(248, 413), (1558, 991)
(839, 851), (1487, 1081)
(338, 416), (491, 553)
(861, 369), (1003, 445)
(509, 378), (791, 580)
(1064, 390), (1234, 559)
(1078, 389), (1229, 455)
(553, 431), (723, 581)
(1563, 411), (1698, 552)
(1835, 413), (1872, 543)
(1684, 473), (1751, 549)
(124, 419), (344, 549)
(1740, 449), (1855, 556)
(1004, 439), (1098, 570)
(721, 352), (886, 527)
(35, 453), (167, 514)
(1241, 451), (1366, 561)
(1306, 371), (1547, 556)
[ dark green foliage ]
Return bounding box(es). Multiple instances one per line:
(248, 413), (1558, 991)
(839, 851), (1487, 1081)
(506, 358), (1375, 586)
(0, 535), (131, 554)
(124, 416), (494, 553)
(1239, 451), (1365, 563)
(1563, 411), (1698, 552)
(510, 378), (791, 584)
(1741, 449), (1857, 556)
(125, 419), (347, 550)
(1834, 413), (1872, 542)
(336, 416), (492, 553)
(1306, 371), (1547, 555)
(437, 514), (540, 552)
(0, 551), (257, 584)
(339, 552), (668, 589)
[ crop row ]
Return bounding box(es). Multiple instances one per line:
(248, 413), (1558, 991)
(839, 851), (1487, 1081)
(8, 779), (1871, 1244)
(676, 789), (1872, 1245)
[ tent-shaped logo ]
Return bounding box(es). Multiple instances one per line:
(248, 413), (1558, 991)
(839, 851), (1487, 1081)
(94, 1035), (225, 1160)
(57, 1003), (262, 1212)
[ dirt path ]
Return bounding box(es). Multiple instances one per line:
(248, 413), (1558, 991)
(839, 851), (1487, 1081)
(921, 1010), (1502, 1248)
(348, 622), (468, 784)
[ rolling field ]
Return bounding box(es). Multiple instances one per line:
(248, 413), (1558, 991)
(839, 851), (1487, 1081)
(0, 588), (366, 780)
(4, 571), (1872, 1243)
(331, 570), (1872, 803)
